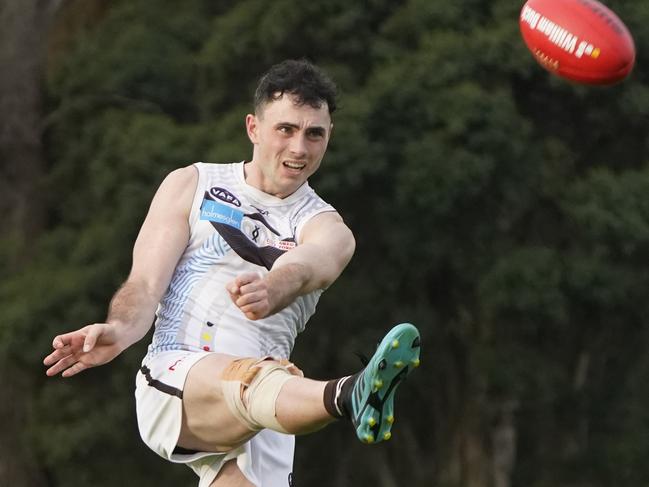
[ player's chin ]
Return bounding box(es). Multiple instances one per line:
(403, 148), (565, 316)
(279, 165), (309, 181)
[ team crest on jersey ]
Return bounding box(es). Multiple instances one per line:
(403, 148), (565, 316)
(209, 186), (241, 207)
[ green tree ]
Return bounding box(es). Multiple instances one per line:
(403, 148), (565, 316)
(3, 0), (649, 486)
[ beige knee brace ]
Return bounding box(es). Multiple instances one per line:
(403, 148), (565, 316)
(221, 358), (300, 433)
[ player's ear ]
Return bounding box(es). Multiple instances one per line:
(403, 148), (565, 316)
(246, 114), (259, 144)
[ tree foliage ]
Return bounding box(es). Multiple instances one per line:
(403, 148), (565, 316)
(2, 0), (649, 485)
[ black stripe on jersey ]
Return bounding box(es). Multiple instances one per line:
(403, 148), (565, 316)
(201, 191), (287, 269)
(211, 221), (285, 270)
(140, 366), (183, 399)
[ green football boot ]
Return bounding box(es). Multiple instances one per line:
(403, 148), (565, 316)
(343, 323), (421, 444)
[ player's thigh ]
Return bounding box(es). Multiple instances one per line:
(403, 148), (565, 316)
(210, 459), (255, 487)
(179, 353), (254, 451)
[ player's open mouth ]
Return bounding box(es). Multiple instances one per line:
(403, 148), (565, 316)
(283, 161), (306, 170)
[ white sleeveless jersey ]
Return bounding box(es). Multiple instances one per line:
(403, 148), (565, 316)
(145, 162), (336, 360)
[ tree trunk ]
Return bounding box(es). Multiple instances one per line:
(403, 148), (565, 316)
(0, 368), (50, 487)
(0, 3), (63, 484)
(0, 0), (62, 242)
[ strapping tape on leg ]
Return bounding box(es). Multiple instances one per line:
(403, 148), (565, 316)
(221, 358), (297, 433)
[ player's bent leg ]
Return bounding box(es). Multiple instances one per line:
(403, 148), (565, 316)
(179, 323), (421, 452)
(179, 353), (331, 452)
(209, 459), (255, 487)
(221, 357), (334, 435)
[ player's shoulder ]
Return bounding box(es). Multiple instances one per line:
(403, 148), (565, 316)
(165, 164), (198, 183)
(154, 165), (199, 203)
(300, 210), (355, 244)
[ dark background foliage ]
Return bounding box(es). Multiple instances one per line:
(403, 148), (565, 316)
(2, 0), (649, 485)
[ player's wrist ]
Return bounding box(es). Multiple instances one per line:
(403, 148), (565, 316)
(105, 319), (145, 351)
(263, 266), (306, 315)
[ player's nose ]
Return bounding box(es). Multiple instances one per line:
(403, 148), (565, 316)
(288, 133), (307, 157)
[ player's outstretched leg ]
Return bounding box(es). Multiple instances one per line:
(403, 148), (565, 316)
(324, 323), (421, 444)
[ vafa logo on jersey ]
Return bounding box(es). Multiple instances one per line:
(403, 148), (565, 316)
(209, 186), (241, 207)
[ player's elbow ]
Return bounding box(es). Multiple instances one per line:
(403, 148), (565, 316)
(338, 230), (356, 271)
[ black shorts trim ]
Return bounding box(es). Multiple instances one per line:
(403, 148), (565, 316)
(172, 445), (201, 455)
(140, 365), (183, 399)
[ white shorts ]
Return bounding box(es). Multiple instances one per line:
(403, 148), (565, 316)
(134, 350), (295, 487)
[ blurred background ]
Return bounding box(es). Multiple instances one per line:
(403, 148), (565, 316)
(2, 0), (649, 485)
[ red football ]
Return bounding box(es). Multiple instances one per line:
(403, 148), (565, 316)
(519, 0), (635, 85)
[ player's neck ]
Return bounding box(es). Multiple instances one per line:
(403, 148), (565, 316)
(243, 160), (302, 199)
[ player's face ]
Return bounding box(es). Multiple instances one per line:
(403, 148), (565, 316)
(245, 93), (332, 198)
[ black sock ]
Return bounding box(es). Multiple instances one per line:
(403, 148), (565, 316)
(323, 373), (359, 419)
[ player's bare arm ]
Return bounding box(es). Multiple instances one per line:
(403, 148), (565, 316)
(43, 166), (197, 377)
(227, 211), (355, 320)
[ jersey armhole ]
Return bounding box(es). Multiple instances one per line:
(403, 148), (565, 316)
(294, 207), (337, 244)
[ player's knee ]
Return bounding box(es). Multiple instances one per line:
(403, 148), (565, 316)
(221, 358), (298, 433)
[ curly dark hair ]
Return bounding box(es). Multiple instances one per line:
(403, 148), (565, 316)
(254, 59), (337, 115)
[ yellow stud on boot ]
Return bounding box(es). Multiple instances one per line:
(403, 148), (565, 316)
(383, 432), (392, 441)
(386, 415), (395, 425)
(368, 417), (377, 427)
(391, 339), (400, 349)
(394, 361), (404, 369)
(374, 379), (383, 390)
(364, 434), (374, 444)
(412, 358), (420, 368)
